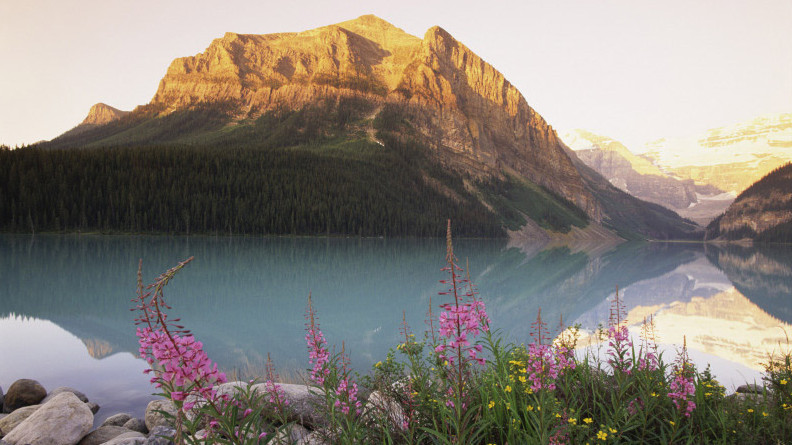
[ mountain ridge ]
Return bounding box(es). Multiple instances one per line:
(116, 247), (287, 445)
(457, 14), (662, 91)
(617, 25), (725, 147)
(24, 15), (702, 240)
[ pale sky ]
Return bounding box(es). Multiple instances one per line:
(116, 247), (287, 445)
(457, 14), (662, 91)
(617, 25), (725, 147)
(1, 0), (790, 149)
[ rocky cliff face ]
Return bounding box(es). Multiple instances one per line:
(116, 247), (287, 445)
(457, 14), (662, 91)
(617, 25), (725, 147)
(564, 130), (699, 210)
(148, 15), (600, 220)
(81, 103), (129, 125)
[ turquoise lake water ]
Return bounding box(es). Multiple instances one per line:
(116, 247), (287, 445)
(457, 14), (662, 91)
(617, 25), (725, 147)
(1, 234), (790, 422)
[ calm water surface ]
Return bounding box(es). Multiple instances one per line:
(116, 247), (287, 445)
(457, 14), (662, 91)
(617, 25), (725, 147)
(1, 234), (790, 422)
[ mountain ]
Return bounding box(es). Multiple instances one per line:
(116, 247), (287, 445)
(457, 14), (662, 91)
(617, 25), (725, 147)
(706, 163), (792, 242)
(563, 130), (715, 211)
(57, 103), (130, 139)
(641, 113), (792, 195)
(10, 15), (699, 239)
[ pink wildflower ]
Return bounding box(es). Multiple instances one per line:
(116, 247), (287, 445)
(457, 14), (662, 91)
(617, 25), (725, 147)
(668, 337), (696, 417)
(305, 294), (331, 385)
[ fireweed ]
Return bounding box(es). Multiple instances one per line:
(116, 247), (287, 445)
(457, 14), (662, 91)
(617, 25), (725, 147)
(134, 258), (280, 444)
(304, 295), (364, 442)
(130, 227), (792, 444)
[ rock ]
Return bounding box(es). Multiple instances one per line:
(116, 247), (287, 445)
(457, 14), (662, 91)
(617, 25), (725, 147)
(102, 413), (133, 427)
(123, 417), (148, 434)
(252, 382), (326, 428)
(297, 431), (330, 445)
(272, 424), (311, 445)
(77, 425), (131, 445)
(144, 400), (177, 431)
(43, 387), (89, 404)
(0, 386), (4, 409)
(3, 379), (46, 412)
(0, 405), (40, 436)
(3, 392), (93, 445)
(366, 390), (407, 431)
(102, 431), (147, 445)
(736, 383), (765, 394)
(86, 401), (100, 414)
(145, 425), (175, 445)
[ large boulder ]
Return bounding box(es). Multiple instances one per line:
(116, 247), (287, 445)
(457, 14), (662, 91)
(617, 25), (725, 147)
(3, 392), (93, 445)
(123, 417), (148, 434)
(102, 413), (132, 427)
(252, 383), (326, 428)
(77, 425), (133, 445)
(42, 387), (89, 404)
(0, 405), (40, 436)
(3, 379), (46, 413)
(102, 432), (146, 445)
(144, 400), (176, 431)
(144, 425), (175, 445)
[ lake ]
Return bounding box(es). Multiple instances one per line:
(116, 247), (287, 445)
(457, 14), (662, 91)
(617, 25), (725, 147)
(1, 234), (791, 423)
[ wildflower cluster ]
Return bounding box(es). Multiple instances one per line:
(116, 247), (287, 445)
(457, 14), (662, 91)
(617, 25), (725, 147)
(133, 258), (227, 411)
(607, 289), (633, 374)
(434, 223), (490, 368)
(667, 338), (696, 417)
(305, 294), (331, 386)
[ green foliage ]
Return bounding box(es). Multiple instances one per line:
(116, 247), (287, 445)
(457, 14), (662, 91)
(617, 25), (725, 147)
(477, 174), (589, 233)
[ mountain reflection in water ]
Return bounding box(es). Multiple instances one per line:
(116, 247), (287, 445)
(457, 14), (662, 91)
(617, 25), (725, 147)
(1, 235), (791, 411)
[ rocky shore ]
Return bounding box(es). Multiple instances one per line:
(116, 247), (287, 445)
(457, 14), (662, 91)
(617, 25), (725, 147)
(0, 378), (380, 445)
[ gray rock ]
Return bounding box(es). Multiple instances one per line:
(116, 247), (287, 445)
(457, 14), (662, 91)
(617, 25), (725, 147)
(251, 382), (326, 427)
(102, 432), (146, 445)
(3, 379), (46, 413)
(86, 401), (100, 414)
(43, 387), (89, 404)
(366, 391), (407, 431)
(123, 417), (148, 434)
(273, 424), (311, 444)
(145, 425), (175, 445)
(77, 425), (131, 445)
(102, 413), (133, 427)
(3, 392), (93, 445)
(0, 405), (40, 436)
(736, 383), (765, 394)
(297, 431), (330, 445)
(144, 400), (176, 431)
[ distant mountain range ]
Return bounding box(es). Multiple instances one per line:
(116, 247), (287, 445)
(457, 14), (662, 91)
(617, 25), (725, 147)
(0, 15), (700, 240)
(562, 113), (791, 227)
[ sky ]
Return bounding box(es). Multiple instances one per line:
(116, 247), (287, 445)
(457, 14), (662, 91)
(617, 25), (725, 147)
(1, 0), (790, 149)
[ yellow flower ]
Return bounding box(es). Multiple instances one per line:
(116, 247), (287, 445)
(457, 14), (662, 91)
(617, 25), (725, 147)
(526, 405), (534, 412)
(782, 379), (788, 385)
(762, 412), (768, 417)
(374, 361), (382, 367)
(651, 392), (657, 397)
(747, 409), (754, 413)
(488, 401), (495, 409)
(505, 385), (512, 393)
(597, 430), (607, 441)
(583, 417), (593, 424)
(518, 376), (527, 383)
(506, 403), (511, 410)
(669, 421), (675, 426)
(555, 413), (562, 418)
(569, 418), (577, 424)
(609, 428), (617, 434)
(443, 360), (449, 366)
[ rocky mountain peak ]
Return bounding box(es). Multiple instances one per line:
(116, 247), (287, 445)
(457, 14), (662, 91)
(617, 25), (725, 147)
(80, 103), (128, 126)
